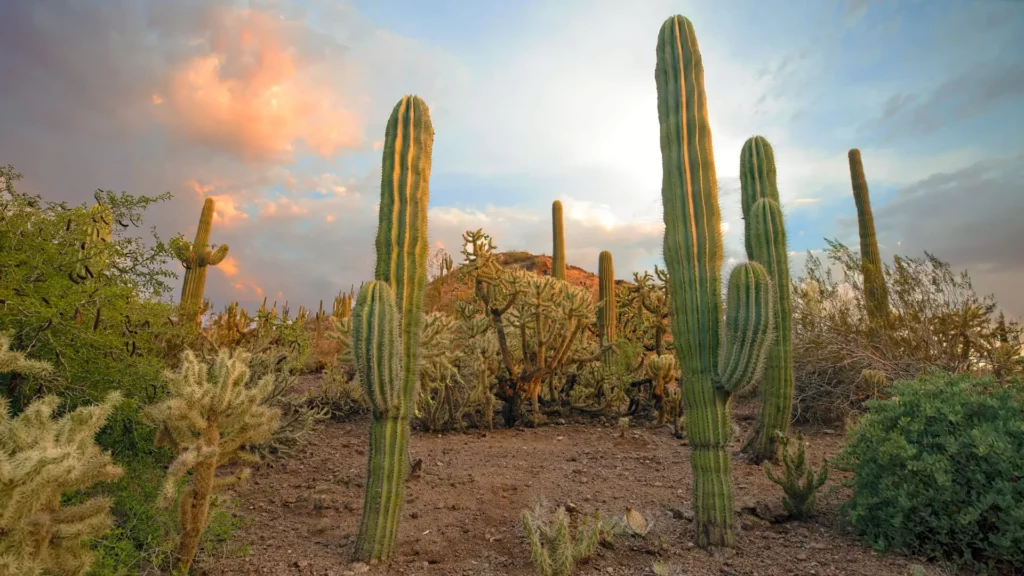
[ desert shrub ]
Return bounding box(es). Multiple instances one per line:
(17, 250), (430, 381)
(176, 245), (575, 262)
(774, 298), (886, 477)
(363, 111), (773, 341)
(837, 373), (1024, 571)
(791, 240), (1023, 424)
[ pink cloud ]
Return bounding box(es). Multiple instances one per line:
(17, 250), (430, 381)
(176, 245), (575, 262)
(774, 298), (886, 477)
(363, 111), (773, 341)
(158, 7), (365, 162)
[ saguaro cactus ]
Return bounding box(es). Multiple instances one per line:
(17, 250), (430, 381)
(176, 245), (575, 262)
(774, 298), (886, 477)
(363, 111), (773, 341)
(356, 94), (433, 562)
(741, 197), (794, 464)
(847, 149), (889, 325)
(740, 136), (779, 260)
(171, 198), (229, 324)
(598, 251), (616, 365)
(551, 200), (566, 280)
(656, 14), (775, 548)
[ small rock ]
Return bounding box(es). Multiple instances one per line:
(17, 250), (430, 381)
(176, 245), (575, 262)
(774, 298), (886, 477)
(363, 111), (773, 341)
(796, 552), (809, 561)
(349, 562), (370, 573)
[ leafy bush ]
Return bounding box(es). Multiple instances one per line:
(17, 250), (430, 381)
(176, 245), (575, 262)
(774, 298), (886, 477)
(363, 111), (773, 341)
(791, 240), (1023, 424)
(837, 373), (1024, 571)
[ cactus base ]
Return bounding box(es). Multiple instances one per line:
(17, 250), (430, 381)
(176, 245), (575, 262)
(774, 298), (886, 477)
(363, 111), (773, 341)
(355, 416), (411, 562)
(691, 446), (736, 548)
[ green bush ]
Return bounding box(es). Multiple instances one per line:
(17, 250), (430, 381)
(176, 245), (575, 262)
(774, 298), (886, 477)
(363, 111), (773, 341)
(837, 373), (1024, 571)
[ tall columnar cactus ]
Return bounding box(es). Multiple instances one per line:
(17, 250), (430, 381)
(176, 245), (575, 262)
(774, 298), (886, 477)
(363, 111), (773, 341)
(356, 94), (433, 562)
(598, 250), (616, 365)
(740, 136), (779, 260)
(741, 197), (794, 464)
(171, 198), (229, 324)
(656, 14), (776, 548)
(847, 149), (889, 325)
(551, 200), (566, 280)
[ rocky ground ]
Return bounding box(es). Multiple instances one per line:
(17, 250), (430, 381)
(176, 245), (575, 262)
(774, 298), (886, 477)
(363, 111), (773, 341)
(197, 406), (943, 576)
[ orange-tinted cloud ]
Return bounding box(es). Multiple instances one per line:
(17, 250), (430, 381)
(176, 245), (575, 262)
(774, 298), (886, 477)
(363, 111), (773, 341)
(217, 255), (240, 277)
(160, 7), (364, 162)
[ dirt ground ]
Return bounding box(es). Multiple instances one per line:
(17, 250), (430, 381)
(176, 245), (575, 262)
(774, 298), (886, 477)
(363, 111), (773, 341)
(199, 405), (941, 576)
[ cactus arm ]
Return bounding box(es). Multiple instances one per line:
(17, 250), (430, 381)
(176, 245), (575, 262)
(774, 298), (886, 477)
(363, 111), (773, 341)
(739, 136), (779, 260)
(716, 262), (774, 393)
(207, 244), (230, 266)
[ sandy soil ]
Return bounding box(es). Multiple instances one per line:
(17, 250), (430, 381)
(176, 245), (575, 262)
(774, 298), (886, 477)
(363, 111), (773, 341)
(197, 405), (944, 576)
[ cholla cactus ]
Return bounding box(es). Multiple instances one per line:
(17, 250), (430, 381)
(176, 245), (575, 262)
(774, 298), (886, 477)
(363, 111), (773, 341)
(1, 335), (123, 576)
(644, 354), (676, 425)
(146, 349), (280, 574)
(763, 431), (829, 520)
(460, 229), (605, 426)
(521, 502), (602, 576)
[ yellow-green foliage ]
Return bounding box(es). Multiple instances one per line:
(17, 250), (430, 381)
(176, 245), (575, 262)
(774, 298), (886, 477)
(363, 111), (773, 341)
(764, 431), (829, 520)
(644, 354), (676, 424)
(521, 502), (602, 576)
(1, 335), (123, 576)
(460, 229), (603, 425)
(145, 349), (280, 573)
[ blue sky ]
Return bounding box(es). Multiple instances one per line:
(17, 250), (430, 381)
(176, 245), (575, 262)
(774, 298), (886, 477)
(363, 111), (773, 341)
(1, 0), (1022, 317)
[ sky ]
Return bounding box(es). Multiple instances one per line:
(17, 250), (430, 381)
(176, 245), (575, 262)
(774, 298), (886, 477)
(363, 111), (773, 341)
(1, 0), (1022, 319)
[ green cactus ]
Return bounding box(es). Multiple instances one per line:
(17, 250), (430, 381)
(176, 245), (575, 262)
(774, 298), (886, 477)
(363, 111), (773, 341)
(355, 94), (433, 562)
(763, 431), (829, 520)
(740, 136), (780, 260)
(598, 250), (616, 365)
(848, 149), (889, 326)
(741, 197), (795, 464)
(521, 502), (603, 576)
(171, 198), (229, 324)
(551, 200), (566, 280)
(656, 14), (775, 548)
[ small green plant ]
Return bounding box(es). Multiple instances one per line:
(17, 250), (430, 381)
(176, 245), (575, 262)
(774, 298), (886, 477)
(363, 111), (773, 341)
(763, 431), (829, 520)
(145, 349), (280, 574)
(837, 373), (1024, 571)
(521, 502), (603, 576)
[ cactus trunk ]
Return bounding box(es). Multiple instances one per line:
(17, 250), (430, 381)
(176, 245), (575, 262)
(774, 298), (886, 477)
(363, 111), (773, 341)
(741, 197), (794, 464)
(656, 15), (775, 548)
(356, 95), (433, 563)
(598, 251), (616, 365)
(848, 149), (889, 325)
(552, 200), (566, 280)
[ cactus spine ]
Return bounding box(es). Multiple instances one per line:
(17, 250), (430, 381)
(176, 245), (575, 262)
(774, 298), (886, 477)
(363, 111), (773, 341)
(656, 15), (775, 548)
(551, 200), (566, 280)
(847, 149), (889, 325)
(172, 198), (229, 324)
(355, 94), (433, 562)
(740, 196), (794, 463)
(740, 136), (780, 260)
(598, 251), (616, 365)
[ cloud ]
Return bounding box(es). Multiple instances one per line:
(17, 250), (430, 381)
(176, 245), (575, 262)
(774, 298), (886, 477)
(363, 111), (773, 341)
(156, 6), (365, 162)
